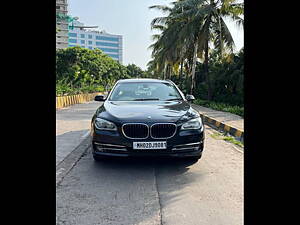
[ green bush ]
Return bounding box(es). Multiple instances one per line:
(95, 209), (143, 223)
(194, 49), (244, 106)
(56, 81), (105, 96)
(56, 46), (144, 96)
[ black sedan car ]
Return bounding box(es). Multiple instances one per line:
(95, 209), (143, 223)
(91, 78), (204, 161)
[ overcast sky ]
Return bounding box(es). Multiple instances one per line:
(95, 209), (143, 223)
(69, 0), (244, 70)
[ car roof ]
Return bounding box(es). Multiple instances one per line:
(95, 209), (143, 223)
(116, 78), (172, 84)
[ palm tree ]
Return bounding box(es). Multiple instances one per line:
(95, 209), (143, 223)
(149, 0), (244, 98)
(149, 1), (203, 93)
(149, 3), (192, 81)
(172, 0), (244, 98)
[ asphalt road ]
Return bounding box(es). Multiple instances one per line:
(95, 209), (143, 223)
(56, 125), (243, 225)
(56, 101), (103, 166)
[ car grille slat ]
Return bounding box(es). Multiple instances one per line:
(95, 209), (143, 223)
(122, 123), (177, 139)
(122, 124), (148, 139)
(151, 123), (176, 139)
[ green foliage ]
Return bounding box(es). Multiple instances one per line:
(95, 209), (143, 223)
(56, 79), (104, 96)
(126, 64), (145, 78)
(148, 0), (244, 106)
(148, 0), (244, 96)
(56, 79), (74, 96)
(194, 48), (244, 106)
(56, 46), (143, 96)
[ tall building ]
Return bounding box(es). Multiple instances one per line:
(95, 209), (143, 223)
(68, 19), (123, 64)
(56, 0), (68, 49)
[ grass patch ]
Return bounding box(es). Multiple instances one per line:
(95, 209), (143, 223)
(223, 136), (244, 148)
(210, 132), (223, 140)
(210, 131), (244, 148)
(194, 99), (244, 118)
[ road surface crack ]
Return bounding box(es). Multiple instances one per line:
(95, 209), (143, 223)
(154, 165), (163, 225)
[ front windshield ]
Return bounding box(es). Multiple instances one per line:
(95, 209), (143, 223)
(109, 82), (183, 101)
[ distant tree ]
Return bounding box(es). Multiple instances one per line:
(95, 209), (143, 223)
(56, 46), (130, 91)
(126, 64), (145, 78)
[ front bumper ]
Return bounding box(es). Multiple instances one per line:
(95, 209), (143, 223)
(91, 126), (204, 158)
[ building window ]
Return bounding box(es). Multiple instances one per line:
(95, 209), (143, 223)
(98, 47), (119, 53)
(88, 35), (93, 39)
(81, 40), (85, 44)
(69, 33), (77, 37)
(96, 36), (119, 42)
(88, 41), (93, 45)
(80, 34), (85, 38)
(69, 39), (77, 43)
(88, 46), (93, 50)
(96, 42), (119, 47)
(107, 53), (119, 59)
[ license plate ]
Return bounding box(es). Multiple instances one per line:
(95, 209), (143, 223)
(133, 141), (167, 150)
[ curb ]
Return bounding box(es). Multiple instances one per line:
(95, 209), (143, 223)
(56, 92), (103, 109)
(199, 114), (244, 143)
(56, 135), (91, 186)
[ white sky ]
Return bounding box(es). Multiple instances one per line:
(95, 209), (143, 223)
(69, 0), (244, 70)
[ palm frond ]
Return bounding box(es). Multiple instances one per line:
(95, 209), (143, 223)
(151, 24), (166, 31)
(149, 5), (172, 13)
(219, 16), (235, 51)
(150, 16), (169, 28)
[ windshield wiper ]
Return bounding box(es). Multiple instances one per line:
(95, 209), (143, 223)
(133, 98), (160, 101)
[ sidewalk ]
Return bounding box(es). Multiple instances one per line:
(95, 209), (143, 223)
(192, 104), (244, 140)
(56, 101), (102, 166)
(192, 104), (243, 131)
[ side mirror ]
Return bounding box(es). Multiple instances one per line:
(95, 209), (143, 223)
(186, 94), (195, 102)
(94, 95), (106, 102)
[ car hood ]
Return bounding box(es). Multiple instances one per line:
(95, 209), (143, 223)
(96, 100), (197, 123)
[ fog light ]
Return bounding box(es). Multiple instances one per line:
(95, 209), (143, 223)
(172, 142), (200, 151)
(172, 146), (199, 151)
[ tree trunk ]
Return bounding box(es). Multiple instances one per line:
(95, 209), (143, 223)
(165, 64), (169, 80)
(204, 40), (212, 100)
(179, 59), (183, 89)
(190, 41), (199, 95)
(186, 58), (192, 94)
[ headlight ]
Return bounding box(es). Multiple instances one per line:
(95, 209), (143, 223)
(181, 117), (203, 130)
(94, 118), (117, 131)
